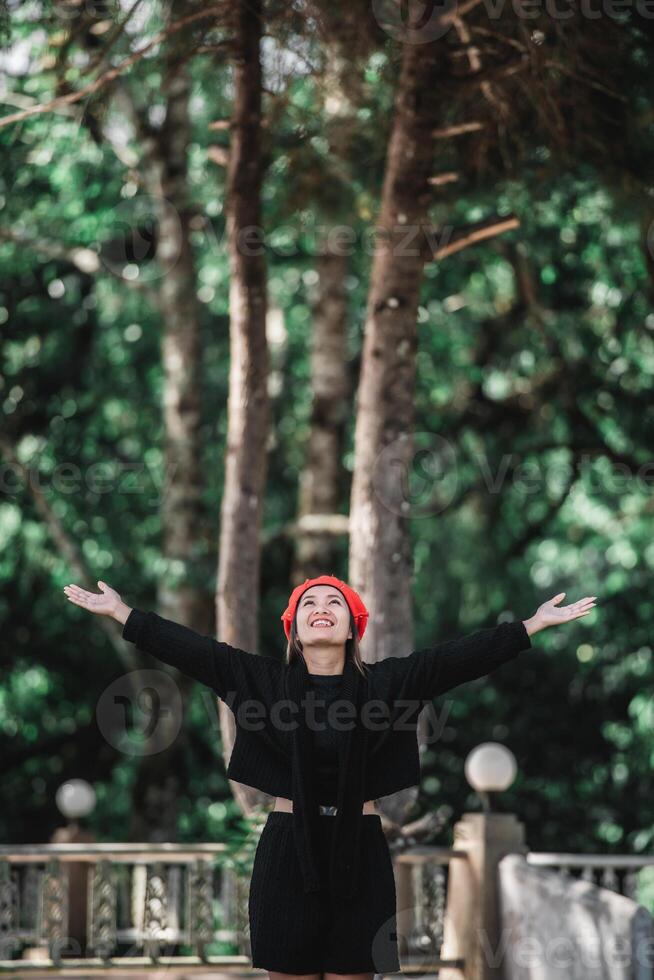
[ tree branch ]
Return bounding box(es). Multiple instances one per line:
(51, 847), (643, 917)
(432, 121), (484, 138)
(458, 54), (530, 95)
(0, 226), (100, 273)
(0, 225), (161, 308)
(74, 0), (150, 80)
(207, 144), (230, 167)
(0, 4), (226, 131)
(430, 215), (520, 261)
(543, 59), (628, 103)
(262, 513), (350, 546)
(428, 172), (460, 186)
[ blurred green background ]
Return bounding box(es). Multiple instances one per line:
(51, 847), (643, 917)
(1, 2), (653, 887)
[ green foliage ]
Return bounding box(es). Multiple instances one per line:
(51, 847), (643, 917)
(1, 1), (653, 879)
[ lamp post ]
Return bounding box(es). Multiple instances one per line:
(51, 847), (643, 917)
(465, 742), (518, 813)
(439, 744), (527, 980)
(51, 780), (97, 957)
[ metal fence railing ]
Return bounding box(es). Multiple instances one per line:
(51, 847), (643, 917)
(10, 840), (647, 975)
(526, 852), (654, 917)
(0, 843), (250, 973)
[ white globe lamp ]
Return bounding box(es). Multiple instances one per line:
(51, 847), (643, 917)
(464, 742), (517, 812)
(55, 779), (97, 821)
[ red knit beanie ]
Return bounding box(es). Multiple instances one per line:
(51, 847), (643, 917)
(280, 574), (369, 640)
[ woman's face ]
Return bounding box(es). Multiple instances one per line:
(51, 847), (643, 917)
(294, 584), (353, 649)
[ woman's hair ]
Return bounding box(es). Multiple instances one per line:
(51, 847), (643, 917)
(285, 610), (369, 678)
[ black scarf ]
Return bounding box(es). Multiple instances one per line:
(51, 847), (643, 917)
(284, 652), (369, 903)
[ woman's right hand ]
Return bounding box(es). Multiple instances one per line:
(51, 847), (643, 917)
(63, 581), (129, 622)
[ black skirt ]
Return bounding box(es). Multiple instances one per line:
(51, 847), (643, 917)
(248, 811), (401, 974)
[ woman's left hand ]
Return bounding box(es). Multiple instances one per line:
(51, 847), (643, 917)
(524, 592), (597, 635)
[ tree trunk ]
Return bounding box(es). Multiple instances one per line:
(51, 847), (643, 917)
(349, 41), (446, 822)
(292, 249), (350, 582)
(49, 0), (208, 840)
(291, 44), (361, 584)
(216, 0), (271, 816)
(119, 2), (209, 841)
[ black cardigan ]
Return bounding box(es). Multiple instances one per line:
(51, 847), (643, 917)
(122, 608), (532, 897)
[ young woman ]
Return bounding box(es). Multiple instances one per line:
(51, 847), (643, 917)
(64, 574), (596, 980)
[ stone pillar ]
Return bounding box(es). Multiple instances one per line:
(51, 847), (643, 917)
(439, 812), (527, 980)
(50, 822), (95, 957)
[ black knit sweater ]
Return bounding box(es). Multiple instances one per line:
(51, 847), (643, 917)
(122, 608), (533, 898)
(306, 673), (343, 803)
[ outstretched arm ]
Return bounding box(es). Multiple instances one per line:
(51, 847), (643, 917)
(382, 592), (597, 702)
(63, 580), (279, 705)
